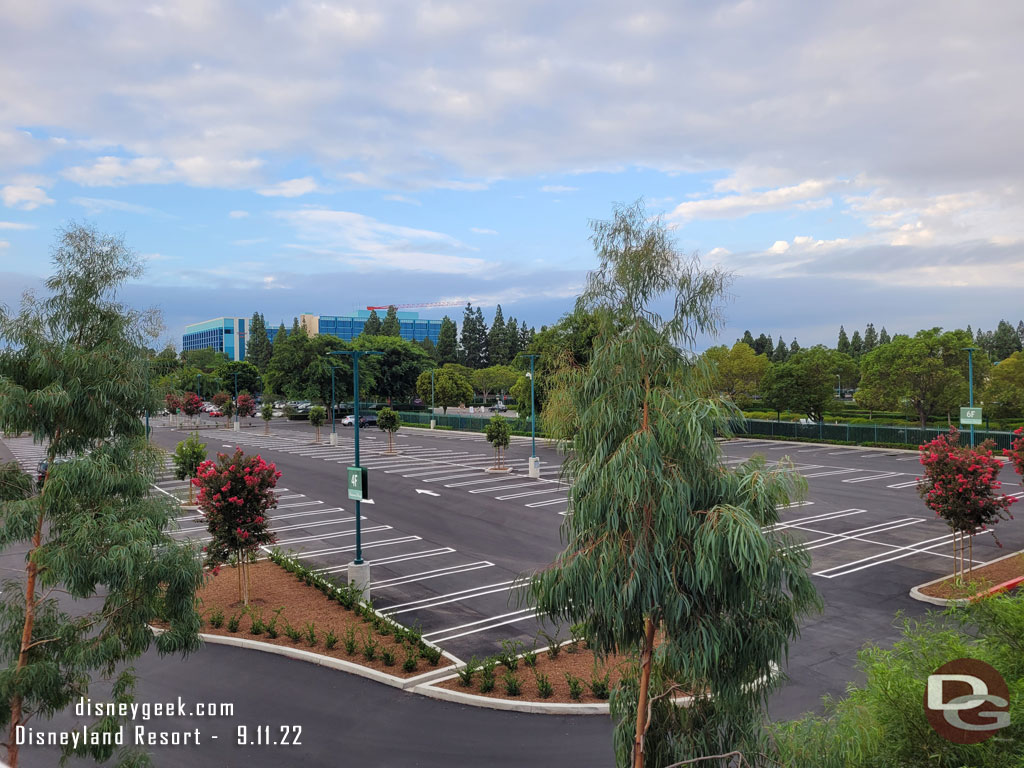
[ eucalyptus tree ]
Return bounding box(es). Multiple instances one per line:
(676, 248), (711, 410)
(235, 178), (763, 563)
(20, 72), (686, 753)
(0, 224), (204, 767)
(528, 202), (819, 768)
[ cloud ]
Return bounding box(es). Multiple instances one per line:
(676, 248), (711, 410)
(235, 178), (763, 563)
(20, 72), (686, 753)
(668, 180), (835, 222)
(229, 210), (250, 219)
(540, 185), (579, 193)
(257, 177), (320, 198)
(0, 221), (34, 230)
(62, 155), (264, 188)
(470, 227), (498, 235)
(1, 182), (54, 210)
(275, 208), (486, 274)
(71, 197), (168, 216)
(383, 194), (421, 205)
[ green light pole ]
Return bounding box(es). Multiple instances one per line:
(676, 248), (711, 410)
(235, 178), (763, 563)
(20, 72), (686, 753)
(195, 373), (202, 434)
(331, 350), (382, 591)
(231, 371), (240, 431)
(518, 354), (539, 477)
(963, 346), (977, 447)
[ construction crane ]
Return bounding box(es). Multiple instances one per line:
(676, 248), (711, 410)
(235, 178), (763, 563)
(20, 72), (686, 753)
(365, 301), (462, 311)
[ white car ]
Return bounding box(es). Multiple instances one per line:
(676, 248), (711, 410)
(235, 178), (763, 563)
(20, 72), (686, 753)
(340, 415), (355, 426)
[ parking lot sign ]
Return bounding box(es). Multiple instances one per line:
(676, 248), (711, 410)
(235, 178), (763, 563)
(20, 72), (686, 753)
(960, 407), (982, 425)
(347, 466), (368, 500)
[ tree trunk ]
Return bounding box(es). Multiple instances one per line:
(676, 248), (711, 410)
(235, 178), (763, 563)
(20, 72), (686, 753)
(264, 420), (269, 435)
(632, 617), (657, 768)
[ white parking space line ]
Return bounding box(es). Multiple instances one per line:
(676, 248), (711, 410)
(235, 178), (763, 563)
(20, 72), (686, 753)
(842, 473), (902, 484)
(495, 487), (569, 500)
(765, 509), (865, 532)
(815, 529), (993, 578)
(775, 501), (815, 509)
(384, 582), (526, 617)
(441, 476), (526, 487)
(274, 524), (391, 545)
(469, 481), (545, 494)
(887, 480), (921, 489)
(425, 609), (539, 643)
(300, 536), (422, 562)
(525, 497), (570, 508)
(277, 500), (324, 509)
(796, 519), (924, 550)
(371, 561), (494, 589)
(365, 548), (456, 567)
(802, 468), (861, 478)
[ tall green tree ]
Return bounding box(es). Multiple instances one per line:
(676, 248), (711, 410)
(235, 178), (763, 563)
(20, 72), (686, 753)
(849, 329), (863, 358)
(862, 323), (878, 353)
(528, 202), (818, 768)
(703, 342), (771, 399)
(789, 337), (801, 355)
(416, 367), (473, 414)
(355, 335), (432, 405)
(247, 312), (272, 372)
(362, 309), (382, 336)
(878, 326), (891, 345)
(418, 336), (437, 359)
(379, 305), (401, 337)
(505, 317), (521, 359)
(519, 323), (534, 351)
(215, 360), (261, 396)
(753, 332), (771, 356)
(460, 303), (488, 368)
(983, 350), (1024, 418)
(436, 315), (459, 364)
(761, 347), (853, 422)
(740, 330), (756, 347)
(990, 319), (1022, 360)
(486, 304), (509, 365)
(472, 365), (519, 402)
(0, 224), (203, 767)
(772, 335), (788, 363)
(837, 325), (851, 355)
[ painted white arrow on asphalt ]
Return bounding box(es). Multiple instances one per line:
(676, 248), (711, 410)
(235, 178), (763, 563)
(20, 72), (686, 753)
(415, 489), (440, 497)
(362, 499), (375, 504)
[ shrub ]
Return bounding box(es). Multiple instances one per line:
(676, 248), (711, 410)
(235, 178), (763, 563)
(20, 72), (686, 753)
(248, 609), (265, 635)
(502, 672), (522, 697)
(456, 657), (480, 687)
(227, 613), (241, 633)
(207, 608), (224, 629)
(565, 673), (583, 701)
(540, 630), (561, 659)
(420, 644), (443, 666)
(323, 630), (338, 651)
(343, 627), (357, 655)
(588, 672), (610, 700)
(265, 608), (283, 639)
(535, 671), (553, 699)
(499, 639), (522, 670)
(362, 632), (378, 661)
(381, 649), (396, 667)
(402, 647), (419, 673)
(523, 647), (538, 668)
(305, 622), (317, 646)
(284, 621), (302, 643)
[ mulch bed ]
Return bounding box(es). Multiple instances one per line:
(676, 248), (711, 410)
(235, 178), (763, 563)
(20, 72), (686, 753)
(434, 643), (639, 704)
(919, 552), (1024, 599)
(190, 560), (451, 679)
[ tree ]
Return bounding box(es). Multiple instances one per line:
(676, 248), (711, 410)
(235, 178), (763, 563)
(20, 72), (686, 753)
(460, 302), (488, 368)
(528, 201), (817, 768)
(212, 391), (230, 408)
(505, 317), (521, 360)
(918, 429), (1016, 578)
(220, 396), (235, 427)
(740, 330), (755, 347)
(418, 336), (437, 360)
(519, 323), (533, 351)
(1017, 320), (1024, 347)
(761, 347), (851, 422)
(510, 375), (531, 414)
(990, 319), (1022, 361)
(165, 391), (182, 420)
(377, 407), (400, 453)
(753, 332), (772, 356)
(247, 312), (272, 372)
(309, 405), (326, 442)
(772, 335), (788, 363)
(181, 391), (202, 425)
(0, 223), (203, 767)
(849, 329), (863, 358)
(484, 415), (511, 469)
(486, 304), (509, 365)
(703, 342), (771, 400)
(354, 335), (432, 405)
(789, 337), (801, 355)
(472, 365), (519, 403)
(194, 449), (279, 605)
(436, 315), (459, 364)
(982, 351), (1024, 418)
(837, 325), (850, 355)
(857, 329), (984, 427)
(181, 346), (230, 373)
(379, 305), (401, 337)
(362, 309), (382, 336)
(878, 326), (891, 345)
(216, 360), (261, 397)
(862, 323), (878, 353)
(236, 393), (256, 422)
(422, 368), (473, 414)
(1007, 428), (1024, 478)
(173, 435), (207, 504)
(260, 402), (274, 434)
(0, 463), (32, 502)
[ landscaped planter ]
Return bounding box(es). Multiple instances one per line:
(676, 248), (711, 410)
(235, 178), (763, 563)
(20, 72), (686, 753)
(910, 550), (1024, 606)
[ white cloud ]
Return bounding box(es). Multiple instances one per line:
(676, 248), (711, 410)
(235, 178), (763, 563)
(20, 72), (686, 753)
(668, 180), (835, 222)
(275, 208), (486, 274)
(71, 197), (167, 216)
(0, 221), (34, 230)
(257, 177), (320, 198)
(540, 185), (579, 193)
(470, 227), (498, 235)
(383, 194), (421, 205)
(1, 183), (54, 210)
(62, 155), (263, 188)
(229, 210), (250, 219)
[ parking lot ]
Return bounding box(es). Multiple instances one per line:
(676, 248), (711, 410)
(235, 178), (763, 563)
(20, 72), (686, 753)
(4, 424), (1022, 716)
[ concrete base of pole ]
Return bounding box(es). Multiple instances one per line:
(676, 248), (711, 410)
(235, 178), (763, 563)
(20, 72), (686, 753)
(528, 456), (541, 478)
(430, 419), (436, 429)
(348, 561), (371, 601)
(233, 419), (240, 431)
(330, 432), (337, 445)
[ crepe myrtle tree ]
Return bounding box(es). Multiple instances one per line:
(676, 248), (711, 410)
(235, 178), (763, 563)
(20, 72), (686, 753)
(194, 449), (280, 605)
(182, 391), (202, 427)
(0, 223), (204, 767)
(308, 405), (326, 443)
(236, 393), (256, 424)
(172, 434), (207, 505)
(260, 402), (274, 435)
(527, 202), (819, 768)
(164, 391), (182, 424)
(1006, 428), (1024, 477)
(484, 415), (511, 469)
(377, 407), (400, 453)
(918, 428), (1016, 579)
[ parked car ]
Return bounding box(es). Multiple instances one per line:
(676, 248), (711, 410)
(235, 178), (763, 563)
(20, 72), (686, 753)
(491, 401), (508, 412)
(359, 415), (378, 428)
(36, 457), (70, 490)
(341, 415), (356, 426)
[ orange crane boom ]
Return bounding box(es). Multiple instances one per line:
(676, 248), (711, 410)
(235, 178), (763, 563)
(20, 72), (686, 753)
(365, 301), (462, 310)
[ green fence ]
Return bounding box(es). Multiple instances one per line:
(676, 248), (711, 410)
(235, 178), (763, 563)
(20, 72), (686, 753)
(397, 411), (536, 434)
(734, 419), (1018, 451)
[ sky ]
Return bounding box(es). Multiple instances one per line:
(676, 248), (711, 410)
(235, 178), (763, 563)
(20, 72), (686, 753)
(1, 0), (1022, 351)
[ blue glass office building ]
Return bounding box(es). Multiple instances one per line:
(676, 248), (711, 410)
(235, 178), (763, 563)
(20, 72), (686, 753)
(182, 317), (246, 361)
(315, 310), (441, 342)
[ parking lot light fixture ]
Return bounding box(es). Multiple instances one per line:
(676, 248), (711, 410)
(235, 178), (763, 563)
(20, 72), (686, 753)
(330, 350), (382, 569)
(517, 353), (540, 477)
(962, 346), (977, 447)
(232, 371), (240, 431)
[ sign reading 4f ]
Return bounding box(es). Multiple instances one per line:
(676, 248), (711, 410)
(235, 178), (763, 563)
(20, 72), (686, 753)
(347, 466), (369, 501)
(960, 407), (983, 426)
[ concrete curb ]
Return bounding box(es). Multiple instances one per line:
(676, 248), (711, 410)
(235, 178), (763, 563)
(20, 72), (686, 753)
(909, 550), (1024, 606)
(732, 437), (919, 455)
(411, 674), (613, 714)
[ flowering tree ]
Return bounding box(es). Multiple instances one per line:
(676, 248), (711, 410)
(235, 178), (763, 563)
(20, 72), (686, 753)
(917, 428), (1016, 578)
(1006, 427), (1024, 477)
(485, 415), (511, 469)
(194, 448), (280, 604)
(164, 392), (181, 423)
(237, 393), (256, 424)
(211, 391), (230, 409)
(181, 391), (202, 427)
